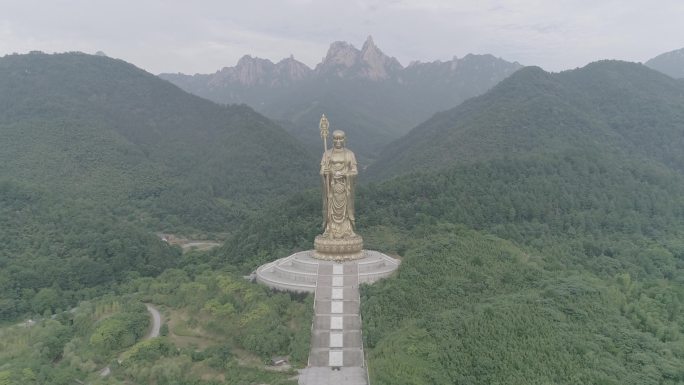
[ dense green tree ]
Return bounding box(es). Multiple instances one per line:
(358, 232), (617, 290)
(361, 225), (684, 384)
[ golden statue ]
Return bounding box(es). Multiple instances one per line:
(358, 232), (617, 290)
(321, 130), (358, 237)
(314, 116), (364, 260)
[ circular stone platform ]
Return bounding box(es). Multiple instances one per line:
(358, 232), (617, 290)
(255, 250), (400, 293)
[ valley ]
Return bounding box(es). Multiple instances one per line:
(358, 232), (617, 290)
(160, 36), (522, 162)
(1, 41), (684, 384)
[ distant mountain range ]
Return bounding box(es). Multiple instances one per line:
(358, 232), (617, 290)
(368, 60), (684, 179)
(646, 47), (684, 79)
(159, 36), (522, 162)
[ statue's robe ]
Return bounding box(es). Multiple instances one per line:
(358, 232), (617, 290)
(320, 147), (357, 239)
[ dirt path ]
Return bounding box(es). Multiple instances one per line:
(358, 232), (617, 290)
(181, 241), (221, 251)
(158, 234), (221, 253)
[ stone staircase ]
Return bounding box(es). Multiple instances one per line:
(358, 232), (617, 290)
(253, 250), (400, 385)
(300, 262), (368, 385)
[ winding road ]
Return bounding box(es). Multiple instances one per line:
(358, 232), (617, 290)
(144, 303), (161, 339)
(99, 303), (161, 377)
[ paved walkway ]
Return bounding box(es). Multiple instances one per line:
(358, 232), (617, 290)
(299, 262), (369, 385)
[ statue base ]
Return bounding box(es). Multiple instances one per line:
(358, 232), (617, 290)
(255, 250), (400, 293)
(313, 234), (364, 261)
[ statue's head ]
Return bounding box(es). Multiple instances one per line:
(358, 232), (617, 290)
(332, 130), (346, 149)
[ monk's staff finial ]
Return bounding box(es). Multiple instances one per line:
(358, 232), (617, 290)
(319, 114), (329, 154)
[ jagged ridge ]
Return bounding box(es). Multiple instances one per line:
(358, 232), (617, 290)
(159, 36), (522, 161)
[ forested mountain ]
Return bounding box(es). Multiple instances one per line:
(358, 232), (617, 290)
(4, 50), (684, 384)
(646, 47), (684, 79)
(0, 52), (317, 228)
(219, 59), (684, 383)
(159, 36), (522, 162)
(0, 52), (316, 320)
(0, 180), (181, 320)
(368, 61), (684, 179)
(221, 147), (684, 383)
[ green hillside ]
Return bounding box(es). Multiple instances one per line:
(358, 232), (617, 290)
(221, 148), (684, 384)
(368, 61), (684, 179)
(0, 265), (311, 385)
(362, 224), (684, 385)
(357, 153), (684, 384)
(0, 179), (180, 320)
(259, 77), (420, 165)
(0, 52), (317, 321)
(0, 52), (317, 230)
(219, 62), (684, 383)
(4, 52), (684, 384)
(360, 63), (684, 382)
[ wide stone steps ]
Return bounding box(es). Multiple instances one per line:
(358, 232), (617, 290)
(308, 347), (365, 367)
(314, 300), (360, 315)
(311, 330), (363, 348)
(254, 249), (399, 385)
(298, 367), (368, 384)
(315, 287), (359, 301)
(314, 315), (362, 330)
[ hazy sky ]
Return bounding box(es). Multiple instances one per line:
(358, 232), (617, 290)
(1, 0), (682, 75)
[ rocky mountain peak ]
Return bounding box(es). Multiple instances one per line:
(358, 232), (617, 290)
(275, 56), (313, 83)
(209, 55), (312, 87)
(360, 35), (403, 80)
(317, 36), (402, 80)
(321, 41), (361, 69)
(230, 55), (275, 86)
(360, 35), (377, 53)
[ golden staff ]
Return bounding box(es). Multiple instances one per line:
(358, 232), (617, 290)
(319, 114), (329, 154)
(319, 114), (331, 230)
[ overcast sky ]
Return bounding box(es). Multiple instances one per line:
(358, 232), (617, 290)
(1, 0), (682, 75)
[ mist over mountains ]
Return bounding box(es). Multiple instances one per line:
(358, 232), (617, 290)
(646, 47), (684, 79)
(368, 60), (684, 179)
(160, 36), (522, 161)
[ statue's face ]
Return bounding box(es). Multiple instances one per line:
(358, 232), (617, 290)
(333, 134), (345, 149)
